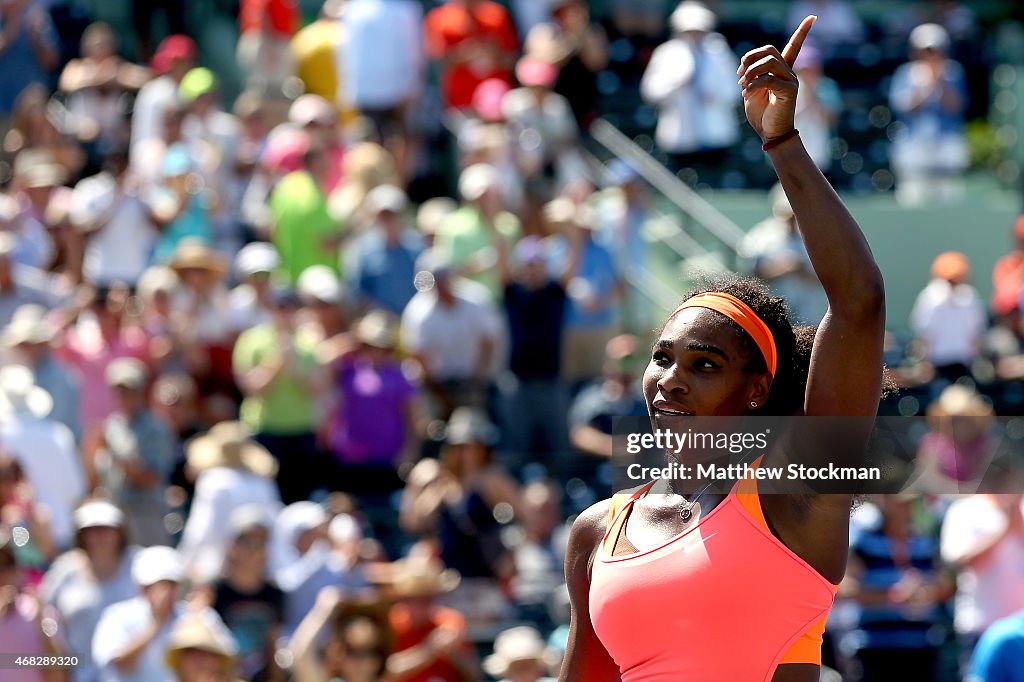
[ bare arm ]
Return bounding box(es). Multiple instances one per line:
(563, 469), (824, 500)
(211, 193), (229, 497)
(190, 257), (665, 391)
(559, 501), (620, 682)
(738, 17), (885, 421)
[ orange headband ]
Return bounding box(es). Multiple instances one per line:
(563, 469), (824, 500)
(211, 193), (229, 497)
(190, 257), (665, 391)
(670, 292), (778, 377)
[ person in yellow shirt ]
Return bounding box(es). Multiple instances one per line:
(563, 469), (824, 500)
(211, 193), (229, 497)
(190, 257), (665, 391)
(290, 0), (358, 125)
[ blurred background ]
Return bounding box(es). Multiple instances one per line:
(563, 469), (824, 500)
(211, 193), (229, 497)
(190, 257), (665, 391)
(1, 0), (1024, 681)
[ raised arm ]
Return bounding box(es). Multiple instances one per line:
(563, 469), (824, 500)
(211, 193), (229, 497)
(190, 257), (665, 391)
(738, 16), (885, 418)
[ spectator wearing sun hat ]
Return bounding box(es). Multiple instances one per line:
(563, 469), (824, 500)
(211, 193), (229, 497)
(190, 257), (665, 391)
(289, 94), (346, 194)
(163, 607), (240, 682)
(483, 625), (559, 682)
(345, 185), (425, 316)
(130, 35), (197, 173)
(92, 545), (191, 682)
(41, 500), (139, 682)
(910, 251), (986, 384)
(0, 364), (84, 549)
(297, 264), (348, 343)
(177, 422), (282, 584)
(4, 303), (80, 440)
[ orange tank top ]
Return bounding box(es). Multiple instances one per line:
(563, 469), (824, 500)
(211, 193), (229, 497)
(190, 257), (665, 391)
(589, 458), (839, 681)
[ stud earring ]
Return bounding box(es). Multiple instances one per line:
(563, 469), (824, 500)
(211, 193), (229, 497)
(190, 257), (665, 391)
(749, 401), (758, 409)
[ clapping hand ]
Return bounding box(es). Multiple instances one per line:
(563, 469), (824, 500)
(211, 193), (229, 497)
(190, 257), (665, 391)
(737, 16), (816, 141)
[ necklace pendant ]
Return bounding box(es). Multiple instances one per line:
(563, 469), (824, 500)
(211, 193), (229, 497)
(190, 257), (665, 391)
(680, 507), (693, 522)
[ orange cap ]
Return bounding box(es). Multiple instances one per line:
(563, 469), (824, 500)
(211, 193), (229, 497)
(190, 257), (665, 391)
(670, 292), (778, 377)
(931, 251), (970, 283)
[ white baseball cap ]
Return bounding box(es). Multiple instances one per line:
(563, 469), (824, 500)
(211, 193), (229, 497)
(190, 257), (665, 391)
(132, 545), (185, 586)
(74, 500), (125, 530)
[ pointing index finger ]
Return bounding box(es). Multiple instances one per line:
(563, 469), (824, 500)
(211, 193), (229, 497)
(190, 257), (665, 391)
(781, 15), (816, 66)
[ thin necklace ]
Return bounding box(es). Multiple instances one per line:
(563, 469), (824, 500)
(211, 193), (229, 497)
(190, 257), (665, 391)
(675, 448), (761, 522)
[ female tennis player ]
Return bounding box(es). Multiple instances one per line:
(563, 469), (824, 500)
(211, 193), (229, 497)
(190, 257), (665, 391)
(559, 16), (886, 682)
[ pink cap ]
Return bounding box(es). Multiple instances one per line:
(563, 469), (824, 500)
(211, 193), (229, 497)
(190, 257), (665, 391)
(516, 57), (559, 88)
(261, 128), (311, 174)
(473, 78), (512, 123)
(151, 35), (197, 74)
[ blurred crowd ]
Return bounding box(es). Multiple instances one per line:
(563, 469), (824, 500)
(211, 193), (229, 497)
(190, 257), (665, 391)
(0, 0), (1018, 681)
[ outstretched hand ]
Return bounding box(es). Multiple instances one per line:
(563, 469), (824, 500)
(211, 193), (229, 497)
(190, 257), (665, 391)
(738, 15), (816, 141)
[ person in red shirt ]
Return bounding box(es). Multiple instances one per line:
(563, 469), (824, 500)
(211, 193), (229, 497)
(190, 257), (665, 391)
(992, 215), (1024, 316)
(238, 0), (300, 91)
(424, 0), (519, 110)
(384, 558), (480, 682)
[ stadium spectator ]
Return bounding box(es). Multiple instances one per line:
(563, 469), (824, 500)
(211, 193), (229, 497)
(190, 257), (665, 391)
(237, 0), (299, 92)
(969, 609), (1024, 682)
(483, 625), (559, 682)
(83, 358), (175, 547)
(193, 506), (283, 682)
(233, 284), (322, 503)
(0, 0), (58, 121)
(787, 0), (865, 53)
(320, 311), (419, 495)
(130, 35), (197, 173)
(58, 23), (150, 153)
(0, 231), (61, 328)
(149, 143), (216, 265)
(70, 147), (159, 288)
(424, 0), (519, 112)
(941, 475), (1024, 661)
(345, 185), (424, 316)
(549, 201), (621, 387)
(401, 249), (501, 419)
(496, 233), (576, 462)
(909, 251), (986, 384)
(176, 422), (283, 585)
(889, 23), (968, 206)
(162, 608), (240, 682)
(739, 184), (827, 325)
(839, 494), (954, 681)
(524, 0), (607, 130)
(0, 456), (55, 585)
(290, 587), (394, 682)
(290, 0), (348, 118)
(91, 545), (191, 682)
(288, 94), (346, 195)
(384, 557), (480, 681)
(3, 304), (80, 441)
(568, 334), (648, 459)
(42, 500), (138, 682)
(991, 216), (1024, 317)
(0, 529), (61, 682)
(0, 365), (84, 549)
(228, 242), (279, 333)
(8, 149), (62, 271)
(912, 385), (997, 494)
(296, 265), (348, 342)
(793, 44), (841, 172)
(640, 2), (740, 182)
(509, 482), (568, 632)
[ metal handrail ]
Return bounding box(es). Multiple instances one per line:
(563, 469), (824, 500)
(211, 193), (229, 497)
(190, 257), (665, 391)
(589, 119), (747, 254)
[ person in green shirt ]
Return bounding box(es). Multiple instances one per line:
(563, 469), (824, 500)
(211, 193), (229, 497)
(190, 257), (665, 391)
(434, 163), (520, 301)
(269, 142), (347, 284)
(232, 285), (324, 503)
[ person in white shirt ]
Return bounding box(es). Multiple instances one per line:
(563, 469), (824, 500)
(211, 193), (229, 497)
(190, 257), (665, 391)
(176, 421), (283, 584)
(228, 242), (279, 333)
(92, 545), (191, 682)
(0, 365), (85, 548)
(401, 249), (501, 418)
(640, 2), (740, 181)
(129, 35), (197, 174)
(70, 148), (159, 287)
(941, 478), (1024, 658)
(910, 251), (986, 383)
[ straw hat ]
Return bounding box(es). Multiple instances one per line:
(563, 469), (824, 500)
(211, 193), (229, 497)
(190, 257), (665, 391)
(416, 197), (458, 236)
(445, 406), (499, 446)
(168, 239), (228, 276)
(3, 304), (55, 346)
(355, 311), (396, 349)
(164, 609), (239, 674)
(186, 422), (278, 478)
(927, 384), (994, 418)
(380, 558), (461, 598)
(0, 365), (53, 419)
(483, 626), (559, 677)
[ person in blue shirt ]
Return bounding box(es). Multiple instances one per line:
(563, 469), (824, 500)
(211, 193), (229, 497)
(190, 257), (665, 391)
(889, 23), (969, 206)
(970, 610), (1024, 682)
(345, 185), (424, 315)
